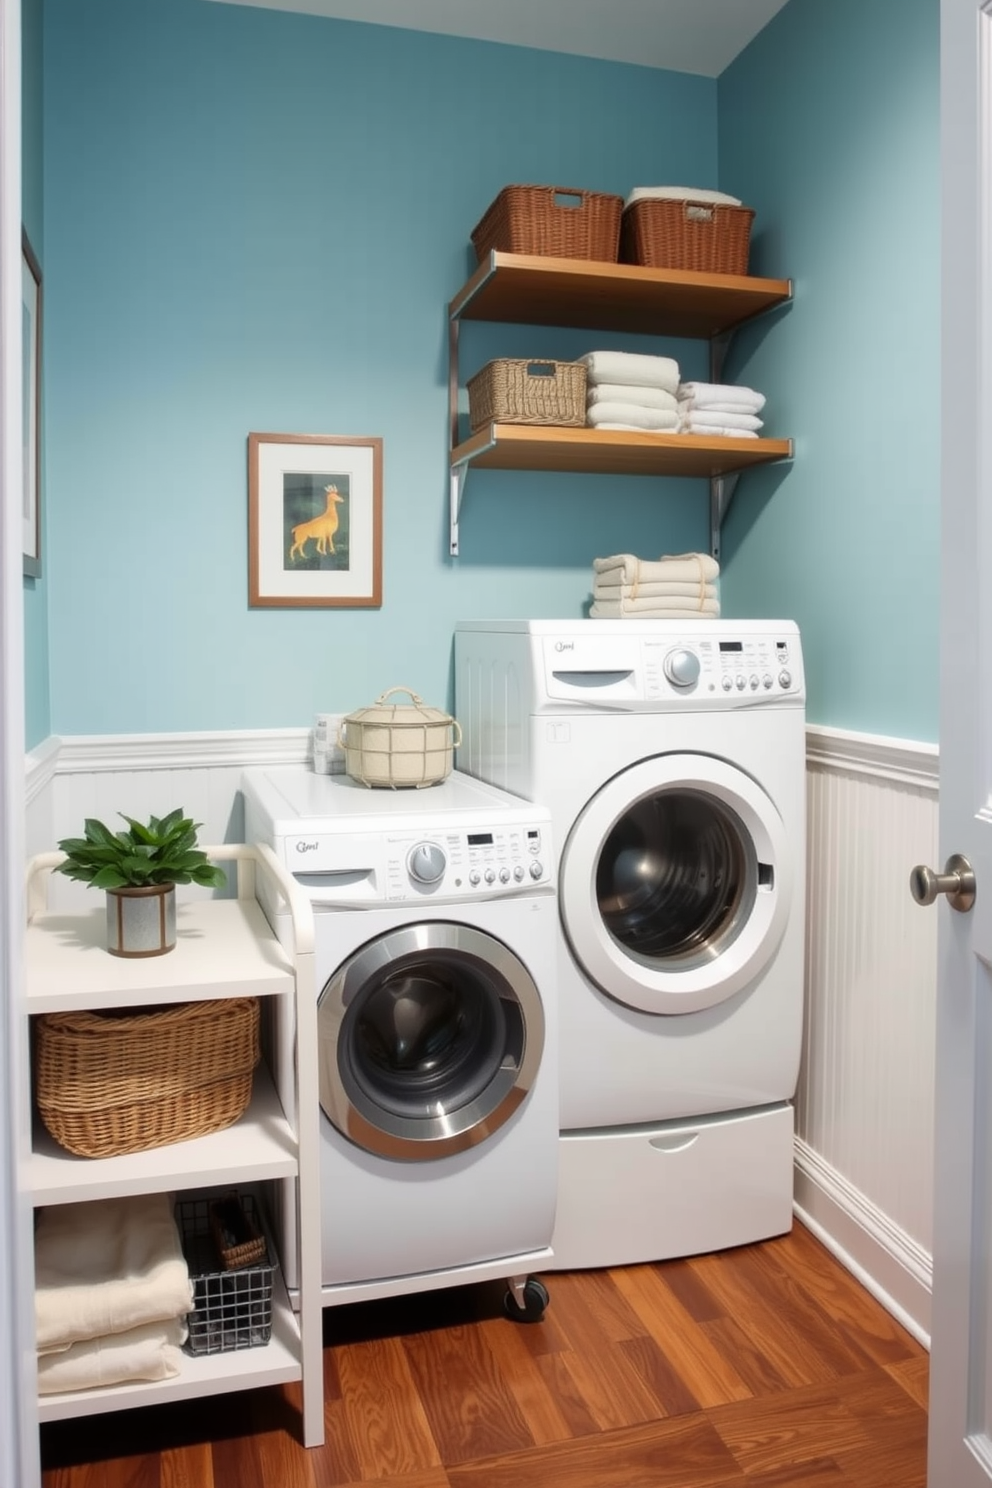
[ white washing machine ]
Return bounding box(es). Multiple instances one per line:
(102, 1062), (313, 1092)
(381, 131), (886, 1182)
(454, 618), (806, 1269)
(242, 764), (557, 1319)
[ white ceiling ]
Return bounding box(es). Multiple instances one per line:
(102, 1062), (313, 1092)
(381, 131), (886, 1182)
(208, 0), (792, 78)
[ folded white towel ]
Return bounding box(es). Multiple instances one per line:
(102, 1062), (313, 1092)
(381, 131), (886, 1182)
(677, 406), (764, 432)
(587, 383), (679, 412)
(587, 403), (680, 432)
(590, 596), (721, 617)
(625, 185), (743, 209)
(581, 351), (680, 395)
(594, 579), (718, 601)
(678, 381), (766, 413)
(35, 1194), (193, 1353)
(683, 425), (759, 439)
(593, 552), (720, 585)
(37, 1319), (186, 1395)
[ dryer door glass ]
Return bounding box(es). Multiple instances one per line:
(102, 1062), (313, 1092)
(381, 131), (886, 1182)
(318, 922), (545, 1160)
(597, 789), (755, 965)
(560, 753), (792, 1015)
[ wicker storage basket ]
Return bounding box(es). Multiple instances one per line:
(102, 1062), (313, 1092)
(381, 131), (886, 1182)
(620, 198), (755, 275)
(33, 998), (261, 1158)
(471, 185), (623, 264)
(467, 358), (587, 431)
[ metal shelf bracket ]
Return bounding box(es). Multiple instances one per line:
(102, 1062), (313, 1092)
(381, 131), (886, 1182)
(450, 464), (467, 557)
(710, 472), (740, 564)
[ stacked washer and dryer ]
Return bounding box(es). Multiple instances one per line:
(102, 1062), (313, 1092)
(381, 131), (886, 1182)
(242, 766), (558, 1320)
(454, 618), (806, 1269)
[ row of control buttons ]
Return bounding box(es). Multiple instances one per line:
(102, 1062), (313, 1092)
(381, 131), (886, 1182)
(721, 670), (793, 692)
(468, 861), (544, 886)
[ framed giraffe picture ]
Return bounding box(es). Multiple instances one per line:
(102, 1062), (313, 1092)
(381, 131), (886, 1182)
(248, 432), (383, 608)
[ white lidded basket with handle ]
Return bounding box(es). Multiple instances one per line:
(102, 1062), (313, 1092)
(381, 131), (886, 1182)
(337, 687), (463, 788)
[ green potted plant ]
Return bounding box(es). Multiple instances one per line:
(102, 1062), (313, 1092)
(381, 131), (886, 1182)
(55, 809), (226, 958)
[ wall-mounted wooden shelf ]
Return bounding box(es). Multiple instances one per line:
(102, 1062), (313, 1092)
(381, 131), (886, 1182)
(446, 252), (794, 558)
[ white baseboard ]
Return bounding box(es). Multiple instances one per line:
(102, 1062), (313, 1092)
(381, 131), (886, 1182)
(794, 1137), (931, 1347)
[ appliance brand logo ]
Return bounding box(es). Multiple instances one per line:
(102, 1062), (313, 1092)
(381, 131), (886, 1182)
(295, 839), (319, 854)
(554, 641), (574, 653)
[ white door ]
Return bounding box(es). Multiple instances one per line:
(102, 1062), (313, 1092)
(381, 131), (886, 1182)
(927, 0), (992, 1481)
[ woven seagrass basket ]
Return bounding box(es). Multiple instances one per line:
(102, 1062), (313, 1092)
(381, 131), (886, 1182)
(33, 998), (260, 1158)
(471, 185), (623, 263)
(620, 198), (755, 275)
(467, 358), (587, 431)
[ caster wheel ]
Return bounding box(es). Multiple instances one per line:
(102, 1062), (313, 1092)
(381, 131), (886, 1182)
(504, 1276), (549, 1323)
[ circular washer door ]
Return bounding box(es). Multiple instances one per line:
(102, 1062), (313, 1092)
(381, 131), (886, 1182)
(318, 921), (545, 1161)
(559, 753), (792, 1015)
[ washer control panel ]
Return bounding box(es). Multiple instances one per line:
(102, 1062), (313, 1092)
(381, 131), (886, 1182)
(393, 822), (549, 901)
(283, 819), (552, 905)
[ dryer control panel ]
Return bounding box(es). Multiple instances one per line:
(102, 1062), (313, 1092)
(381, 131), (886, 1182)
(517, 620), (805, 711)
(280, 820), (553, 905)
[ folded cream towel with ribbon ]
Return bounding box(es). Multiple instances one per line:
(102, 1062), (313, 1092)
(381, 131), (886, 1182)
(590, 596), (721, 618)
(37, 1319), (186, 1395)
(593, 552), (720, 586)
(587, 383), (679, 412)
(593, 579), (718, 601)
(678, 381), (766, 413)
(581, 351), (680, 394)
(35, 1194), (193, 1354)
(678, 406), (763, 432)
(587, 403), (680, 432)
(625, 185), (744, 209)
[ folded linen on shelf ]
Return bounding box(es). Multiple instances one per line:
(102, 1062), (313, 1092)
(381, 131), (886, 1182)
(580, 351), (680, 394)
(678, 407), (764, 432)
(594, 582), (718, 605)
(37, 1319), (186, 1395)
(586, 403), (680, 432)
(678, 381), (766, 413)
(591, 596), (721, 617)
(625, 185), (743, 209)
(682, 425), (759, 439)
(593, 552), (720, 586)
(587, 383), (679, 412)
(35, 1193), (193, 1354)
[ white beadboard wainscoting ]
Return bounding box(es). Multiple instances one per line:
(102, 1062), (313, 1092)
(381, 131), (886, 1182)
(24, 723), (939, 1342)
(800, 725), (939, 1345)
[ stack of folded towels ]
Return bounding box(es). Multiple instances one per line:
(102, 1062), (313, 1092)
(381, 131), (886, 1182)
(581, 350), (681, 433)
(590, 552), (720, 618)
(677, 380), (766, 438)
(35, 1193), (194, 1394)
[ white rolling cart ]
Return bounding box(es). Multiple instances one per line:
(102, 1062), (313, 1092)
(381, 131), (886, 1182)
(24, 843), (324, 1449)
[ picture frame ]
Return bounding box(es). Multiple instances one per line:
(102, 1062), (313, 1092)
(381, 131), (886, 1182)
(248, 433), (383, 609)
(22, 230), (42, 578)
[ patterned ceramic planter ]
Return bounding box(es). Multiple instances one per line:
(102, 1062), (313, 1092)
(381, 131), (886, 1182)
(105, 884), (176, 957)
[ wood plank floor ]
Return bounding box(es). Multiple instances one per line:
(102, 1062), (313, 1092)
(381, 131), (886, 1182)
(39, 1221), (929, 1488)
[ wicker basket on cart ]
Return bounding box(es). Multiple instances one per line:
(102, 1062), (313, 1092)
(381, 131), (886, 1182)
(620, 197), (755, 275)
(467, 358), (587, 432)
(33, 998), (261, 1158)
(471, 185), (623, 263)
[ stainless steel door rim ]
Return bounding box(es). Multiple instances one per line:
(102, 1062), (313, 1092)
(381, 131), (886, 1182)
(318, 921), (545, 1160)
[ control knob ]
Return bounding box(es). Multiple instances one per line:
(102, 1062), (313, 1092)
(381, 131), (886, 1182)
(663, 648), (701, 690)
(407, 841), (446, 884)
(529, 861), (544, 879)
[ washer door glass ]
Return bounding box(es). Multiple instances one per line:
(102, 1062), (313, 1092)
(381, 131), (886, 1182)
(318, 922), (545, 1160)
(560, 754), (791, 1014)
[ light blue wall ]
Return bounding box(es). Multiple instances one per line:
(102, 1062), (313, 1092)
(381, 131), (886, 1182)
(718, 0), (940, 739)
(22, 0), (49, 749)
(42, 0), (720, 733)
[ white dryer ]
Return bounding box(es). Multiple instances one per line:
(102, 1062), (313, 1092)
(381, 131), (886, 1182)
(454, 618), (806, 1269)
(242, 765), (557, 1320)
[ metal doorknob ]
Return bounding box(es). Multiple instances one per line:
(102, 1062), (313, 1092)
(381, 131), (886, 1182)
(909, 854), (976, 912)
